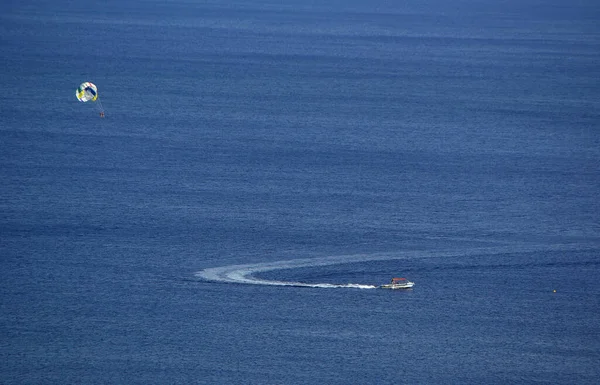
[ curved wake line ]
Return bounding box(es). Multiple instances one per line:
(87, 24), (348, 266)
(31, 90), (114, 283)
(197, 253), (384, 289)
(195, 243), (590, 289)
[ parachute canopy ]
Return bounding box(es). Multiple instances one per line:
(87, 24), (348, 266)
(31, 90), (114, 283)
(76, 82), (98, 102)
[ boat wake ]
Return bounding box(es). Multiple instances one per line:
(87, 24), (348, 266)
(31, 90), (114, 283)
(196, 254), (383, 289)
(196, 244), (581, 289)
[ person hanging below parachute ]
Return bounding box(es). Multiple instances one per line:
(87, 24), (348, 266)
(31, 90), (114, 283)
(76, 82), (105, 117)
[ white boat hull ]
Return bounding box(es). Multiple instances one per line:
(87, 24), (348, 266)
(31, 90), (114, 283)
(380, 281), (414, 289)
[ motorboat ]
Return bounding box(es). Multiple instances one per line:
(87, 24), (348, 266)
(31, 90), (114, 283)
(380, 277), (414, 289)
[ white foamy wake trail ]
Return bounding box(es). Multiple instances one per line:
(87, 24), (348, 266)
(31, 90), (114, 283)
(197, 254), (382, 289)
(196, 243), (590, 289)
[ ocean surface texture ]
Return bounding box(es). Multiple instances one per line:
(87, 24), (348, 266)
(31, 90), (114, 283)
(2, 0), (599, 383)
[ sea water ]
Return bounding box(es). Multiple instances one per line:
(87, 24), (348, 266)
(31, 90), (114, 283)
(1, 0), (599, 383)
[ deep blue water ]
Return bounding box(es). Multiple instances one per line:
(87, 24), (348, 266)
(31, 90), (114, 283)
(2, 0), (600, 383)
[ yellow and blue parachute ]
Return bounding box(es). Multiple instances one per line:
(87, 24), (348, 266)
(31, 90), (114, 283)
(76, 82), (104, 116)
(76, 82), (98, 102)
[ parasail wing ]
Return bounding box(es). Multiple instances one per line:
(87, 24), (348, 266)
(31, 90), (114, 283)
(76, 82), (98, 102)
